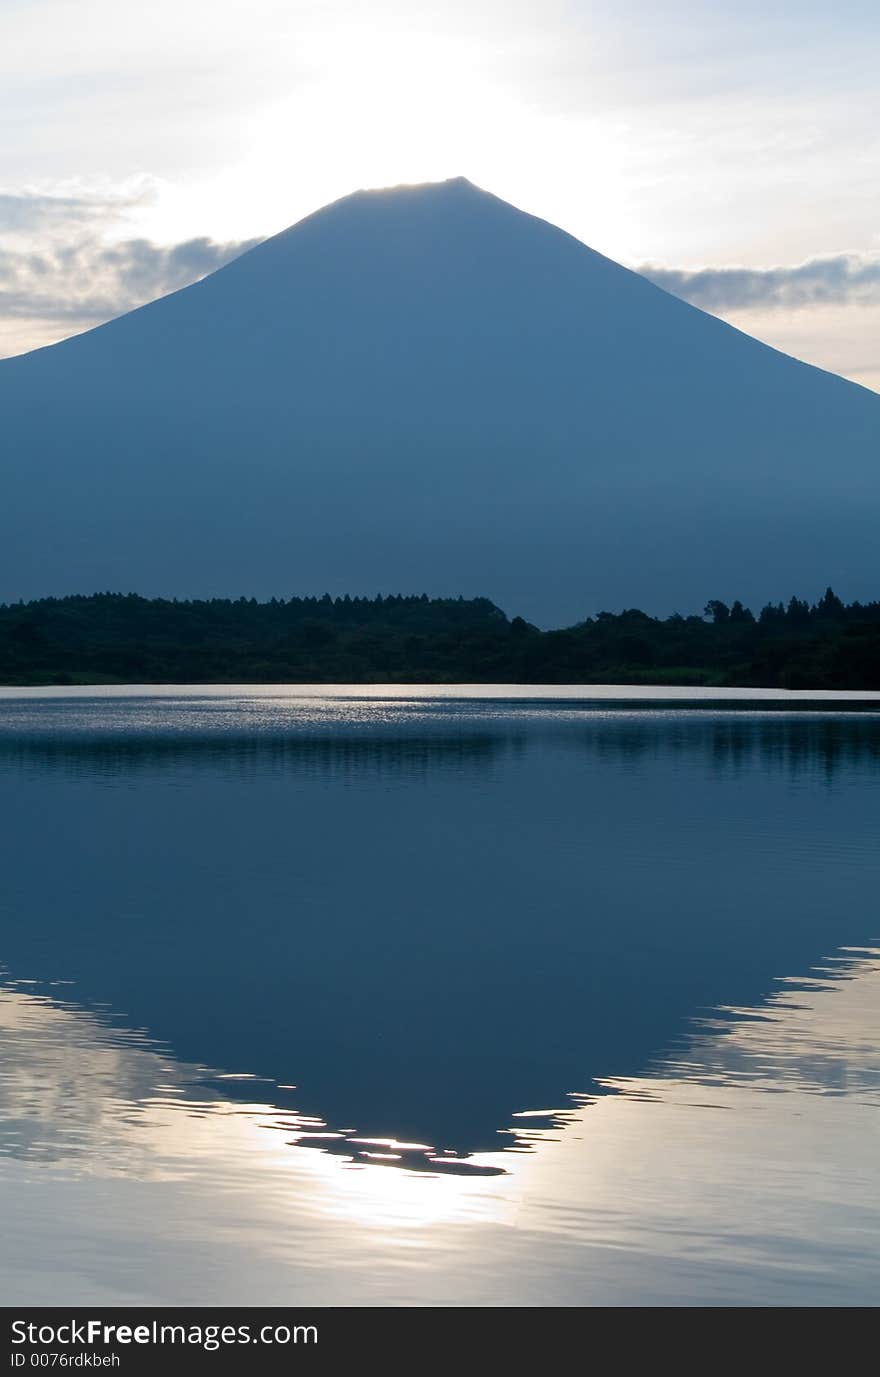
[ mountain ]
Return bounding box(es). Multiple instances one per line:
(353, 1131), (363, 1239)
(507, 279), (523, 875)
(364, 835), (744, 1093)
(1, 177), (878, 626)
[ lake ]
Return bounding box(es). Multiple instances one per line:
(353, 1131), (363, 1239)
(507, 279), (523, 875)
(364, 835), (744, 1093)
(0, 686), (878, 1306)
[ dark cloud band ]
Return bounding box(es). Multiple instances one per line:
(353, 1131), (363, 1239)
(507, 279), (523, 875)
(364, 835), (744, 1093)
(641, 254), (880, 311)
(0, 235), (260, 324)
(1, 186), (878, 347)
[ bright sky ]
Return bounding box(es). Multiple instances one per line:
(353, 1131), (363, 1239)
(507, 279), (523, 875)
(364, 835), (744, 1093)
(2, 0), (879, 387)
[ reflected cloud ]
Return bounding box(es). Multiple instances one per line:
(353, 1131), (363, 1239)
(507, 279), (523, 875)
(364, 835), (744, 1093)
(603, 946), (880, 1103)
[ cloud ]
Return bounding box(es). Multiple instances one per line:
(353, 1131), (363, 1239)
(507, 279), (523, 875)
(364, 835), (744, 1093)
(0, 233), (260, 330)
(0, 185), (259, 347)
(640, 252), (880, 312)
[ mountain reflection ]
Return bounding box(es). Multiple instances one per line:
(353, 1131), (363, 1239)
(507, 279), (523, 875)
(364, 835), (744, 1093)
(1, 694), (878, 1160)
(0, 977), (507, 1175)
(1, 945), (876, 1180)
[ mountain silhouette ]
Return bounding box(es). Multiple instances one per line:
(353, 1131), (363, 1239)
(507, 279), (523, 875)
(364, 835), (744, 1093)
(2, 177), (878, 625)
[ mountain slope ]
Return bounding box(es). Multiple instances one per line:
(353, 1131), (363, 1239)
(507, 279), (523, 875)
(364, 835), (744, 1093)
(1, 177), (878, 625)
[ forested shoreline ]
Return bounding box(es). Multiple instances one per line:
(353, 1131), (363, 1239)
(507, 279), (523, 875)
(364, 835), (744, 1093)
(1, 587), (879, 688)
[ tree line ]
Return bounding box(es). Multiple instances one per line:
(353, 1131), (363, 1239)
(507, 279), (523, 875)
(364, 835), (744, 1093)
(1, 587), (879, 688)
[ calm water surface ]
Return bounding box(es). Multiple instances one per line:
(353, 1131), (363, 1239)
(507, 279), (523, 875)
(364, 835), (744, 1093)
(0, 686), (878, 1306)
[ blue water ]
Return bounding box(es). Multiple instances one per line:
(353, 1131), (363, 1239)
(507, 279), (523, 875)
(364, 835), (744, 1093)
(0, 687), (878, 1305)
